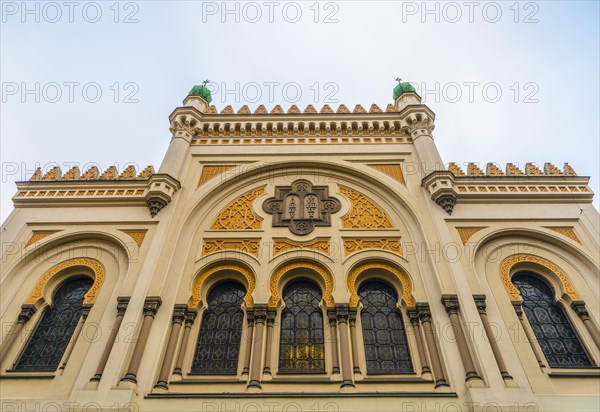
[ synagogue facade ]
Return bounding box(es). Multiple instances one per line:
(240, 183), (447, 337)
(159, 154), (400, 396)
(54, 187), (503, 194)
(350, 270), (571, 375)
(1, 83), (599, 412)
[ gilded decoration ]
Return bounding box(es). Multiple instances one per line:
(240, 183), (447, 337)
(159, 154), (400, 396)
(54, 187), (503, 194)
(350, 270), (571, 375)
(262, 180), (341, 236)
(348, 262), (415, 308)
(190, 264), (255, 308)
(339, 186), (394, 229)
(269, 262), (334, 307)
(367, 164), (406, 184)
(198, 164), (236, 187)
(456, 227), (486, 245)
(121, 230), (147, 247)
(273, 238), (331, 257)
(500, 254), (581, 301)
(25, 231), (60, 248)
(547, 227), (582, 244)
(202, 239), (260, 257)
(210, 186), (265, 230)
(26, 258), (105, 305)
(343, 238), (402, 257)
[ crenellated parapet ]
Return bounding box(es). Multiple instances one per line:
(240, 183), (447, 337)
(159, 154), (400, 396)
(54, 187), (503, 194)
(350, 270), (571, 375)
(13, 164), (179, 217)
(448, 162), (579, 177)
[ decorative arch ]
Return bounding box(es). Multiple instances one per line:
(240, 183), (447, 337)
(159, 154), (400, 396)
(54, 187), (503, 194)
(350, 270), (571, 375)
(500, 254), (581, 301)
(26, 257), (105, 305)
(348, 262), (415, 308)
(190, 263), (256, 308)
(269, 262), (334, 307)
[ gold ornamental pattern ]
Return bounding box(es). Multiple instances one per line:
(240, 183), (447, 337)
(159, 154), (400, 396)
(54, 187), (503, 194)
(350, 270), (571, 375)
(269, 262), (334, 308)
(210, 186), (266, 230)
(273, 238), (331, 257)
(339, 186), (394, 229)
(343, 238), (402, 257)
(202, 239), (260, 257)
(190, 263), (256, 308)
(198, 165), (237, 187)
(348, 262), (415, 308)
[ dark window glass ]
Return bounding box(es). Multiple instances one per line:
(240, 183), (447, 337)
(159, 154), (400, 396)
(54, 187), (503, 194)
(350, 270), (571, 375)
(15, 277), (93, 371)
(279, 280), (325, 373)
(513, 272), (592, 368)
(359, 281), (413, 374)
(191, 282), (246, 374)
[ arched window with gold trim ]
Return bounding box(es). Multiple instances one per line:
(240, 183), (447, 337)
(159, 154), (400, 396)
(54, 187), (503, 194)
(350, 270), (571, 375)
(359, 280), (412, 374)
(15, 277), (93, 371)
(513, 272), (593, 368)
(191, 281), (246, 374)
(279, 280), (325, 373)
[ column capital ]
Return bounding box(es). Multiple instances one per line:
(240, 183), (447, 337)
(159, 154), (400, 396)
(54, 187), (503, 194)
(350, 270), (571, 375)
(348, 308), (358, 325)
(253, 304), (268, 324)
(172, 304), (187, 324)
(335, 304), (350, 324)
(327, 308), (338, 325)
(143, 296), (162, 317)
(570, 301), (590, 321)
(441, 295), (460, 316)
(266, 308), (277, 325)
(407, 308), (420, 326)
(416, 303), (432, 323)
(116, 297), (131, 316)
(18, 304), (37, 324)
(512, 301), (524, 318)
(184, 308), (198, 325)
(473, 295), (487, 315)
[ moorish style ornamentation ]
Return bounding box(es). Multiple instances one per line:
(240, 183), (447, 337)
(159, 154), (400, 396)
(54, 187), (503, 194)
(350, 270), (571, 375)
(262, 180), (341, 235)
(190, 263), (256, 308)
(547, 227), (582, 244)
(272, 238), (331, 257)
(343, 238), (402, 257)
(198, 164), (237, 187)
(456, 227), (486, 245)
(26, 257), (105, 305)
(121, 230), (147, 247)
(500, 254), (581, 301)
(24, 230), (60, 248)
(202, 239), (260, 257)
(210, 186), (265, 230)
(268, 262), (334, 308)
(348, 262), (415, 308)
(367, 164), (406, 184)
(339, 186), (394, 229)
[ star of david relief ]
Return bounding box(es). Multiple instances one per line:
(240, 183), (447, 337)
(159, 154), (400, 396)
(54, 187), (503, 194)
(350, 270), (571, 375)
(262, 180), (341, 235)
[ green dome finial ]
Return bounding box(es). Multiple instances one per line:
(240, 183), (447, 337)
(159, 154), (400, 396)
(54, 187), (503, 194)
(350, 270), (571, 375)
(189, 79), (213, 103)
(393, 78), (416, 100)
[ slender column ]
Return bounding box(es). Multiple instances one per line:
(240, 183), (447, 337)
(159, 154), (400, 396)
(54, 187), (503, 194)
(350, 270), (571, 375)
(154, 305), (187, 390)
(571, 301), (600, 349)
(327, 309), (340, 375)
(441, 295), (482, 382)
(473, 295), (513, 381)
(247, 305), (267, 391)
(172, 308), (197, 377)
(348, 308), (361, 375)
(513, 302), (546, 368)
(262, 308), (276, 377)
(90, 297), (130, 382)
(0, 305), (36, 364)
(59, 304), (92, 372)
(121, 297), (162, 384)
(242, 309), (254, 376)
(417, 303), (449, 388)
(335, 304), (355, 390)
(407, 308), (430, 376)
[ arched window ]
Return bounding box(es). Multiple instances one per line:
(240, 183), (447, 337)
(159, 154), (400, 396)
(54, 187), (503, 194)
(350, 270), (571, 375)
(279, 280), (325, 373)
(15, 277), (93, 371)
(191, 282), (246, 374)
(513, 272), (592, 368)
(359, 281), (412, 374)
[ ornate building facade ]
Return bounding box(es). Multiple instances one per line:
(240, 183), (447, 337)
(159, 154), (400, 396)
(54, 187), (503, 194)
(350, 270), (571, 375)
(1, 84), (599, 412)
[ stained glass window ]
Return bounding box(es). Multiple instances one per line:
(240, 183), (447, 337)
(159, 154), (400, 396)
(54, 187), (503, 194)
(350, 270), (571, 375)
(359, 281), (413, 374)
(191, 282), (246, 374)
(279, 280), (325, 373)
(513, 272), (592, 368)
(15, 277), (93, 371)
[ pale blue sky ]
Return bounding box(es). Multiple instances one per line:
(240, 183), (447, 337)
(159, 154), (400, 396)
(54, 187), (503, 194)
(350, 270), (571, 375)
(1, 0), (599, 221)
